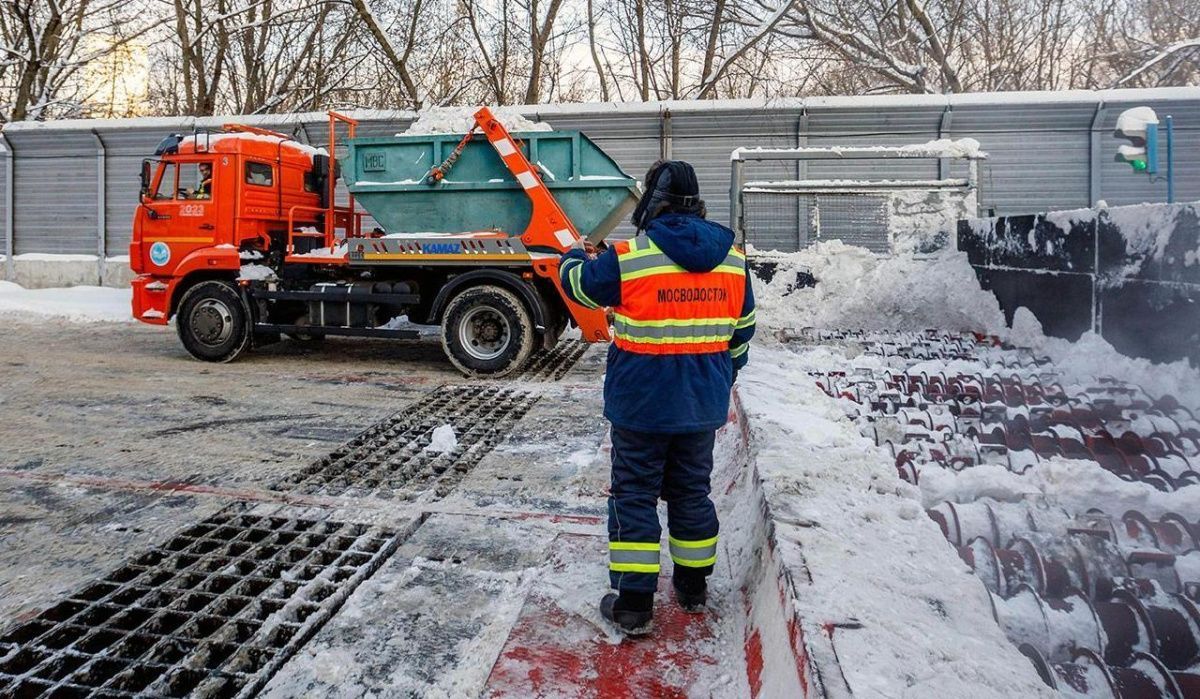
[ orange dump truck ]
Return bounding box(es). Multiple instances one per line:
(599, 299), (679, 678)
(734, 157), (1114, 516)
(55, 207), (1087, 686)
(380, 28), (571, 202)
(130, 109), (639, 376)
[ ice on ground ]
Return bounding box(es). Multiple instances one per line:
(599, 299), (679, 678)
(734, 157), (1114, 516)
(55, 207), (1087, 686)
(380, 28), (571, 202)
(751, 241), (1007, 335)
(0, 281), (132, 323)
(425, 424), (457, 454)
(400, 107), (552, 136)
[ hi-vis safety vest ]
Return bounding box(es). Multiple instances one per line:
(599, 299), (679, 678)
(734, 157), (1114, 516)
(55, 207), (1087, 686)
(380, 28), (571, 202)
(610, 236), (746, 355)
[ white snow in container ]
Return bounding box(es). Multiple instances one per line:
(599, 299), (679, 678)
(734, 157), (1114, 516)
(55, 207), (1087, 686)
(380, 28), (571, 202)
(400, 107), (553, 136)
(425, 424), (457, 454)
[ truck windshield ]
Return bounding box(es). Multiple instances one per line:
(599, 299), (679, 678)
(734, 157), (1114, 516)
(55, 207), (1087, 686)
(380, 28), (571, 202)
(152, 164), (176, 200)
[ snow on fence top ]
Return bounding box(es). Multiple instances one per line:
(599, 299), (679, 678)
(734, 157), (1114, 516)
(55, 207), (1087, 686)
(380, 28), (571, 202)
(3, 86), (1196, 133)
(732, 138), (987, 161)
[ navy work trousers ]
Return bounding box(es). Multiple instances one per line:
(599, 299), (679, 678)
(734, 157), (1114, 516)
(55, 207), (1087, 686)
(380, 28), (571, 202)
(607, 426), (719, 593)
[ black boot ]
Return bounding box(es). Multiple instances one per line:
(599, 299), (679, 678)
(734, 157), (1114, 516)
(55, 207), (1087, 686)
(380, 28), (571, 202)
(672, 568), (707, 613)
(600, 591), (654, 635)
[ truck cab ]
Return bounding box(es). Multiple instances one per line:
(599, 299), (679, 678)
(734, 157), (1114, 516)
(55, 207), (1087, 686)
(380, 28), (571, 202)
(129, 111), (636, 377)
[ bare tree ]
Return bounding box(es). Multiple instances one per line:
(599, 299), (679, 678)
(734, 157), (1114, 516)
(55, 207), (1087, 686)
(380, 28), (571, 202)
(0, 0), (161, 121)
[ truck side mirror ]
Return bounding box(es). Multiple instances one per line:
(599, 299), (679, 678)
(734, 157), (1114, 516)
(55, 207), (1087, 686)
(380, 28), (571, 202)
(139, 160), (152, 201)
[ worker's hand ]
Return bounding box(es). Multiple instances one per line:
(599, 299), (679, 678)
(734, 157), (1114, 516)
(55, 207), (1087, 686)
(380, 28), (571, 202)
(568, 238), (598, 257)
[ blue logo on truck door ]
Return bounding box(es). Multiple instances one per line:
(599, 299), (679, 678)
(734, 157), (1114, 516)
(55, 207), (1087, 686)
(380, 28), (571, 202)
(149, 241), (171, 266)
(424, 243), (461, 254)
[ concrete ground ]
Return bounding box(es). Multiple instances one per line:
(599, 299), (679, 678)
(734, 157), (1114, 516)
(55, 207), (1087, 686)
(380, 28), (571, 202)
(0, 319), (756, 697)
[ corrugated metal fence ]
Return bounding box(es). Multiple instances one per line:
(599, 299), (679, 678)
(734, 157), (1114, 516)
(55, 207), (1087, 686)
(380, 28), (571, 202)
(0, 88), (1196, 264)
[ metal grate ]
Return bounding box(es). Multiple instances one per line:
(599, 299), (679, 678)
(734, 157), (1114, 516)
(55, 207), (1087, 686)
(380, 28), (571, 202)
(743, 190), (890, 253)
(519, 340), (589, 381)
(0, 506), (401, 698)
(273, 385), (539, 499)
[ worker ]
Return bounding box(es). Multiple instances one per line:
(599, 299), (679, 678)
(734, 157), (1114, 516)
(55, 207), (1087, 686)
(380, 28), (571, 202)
(558, 160), (756, 635)
(191, 163), (213, 199)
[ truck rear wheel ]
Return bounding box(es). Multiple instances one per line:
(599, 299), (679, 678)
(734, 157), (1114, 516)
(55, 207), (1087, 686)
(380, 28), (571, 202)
(441, 285), (535, 377)
(177, 280), (252, 363)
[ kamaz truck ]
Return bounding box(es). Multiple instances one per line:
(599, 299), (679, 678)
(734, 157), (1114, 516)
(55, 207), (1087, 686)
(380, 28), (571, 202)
(129, 109), (638, 376)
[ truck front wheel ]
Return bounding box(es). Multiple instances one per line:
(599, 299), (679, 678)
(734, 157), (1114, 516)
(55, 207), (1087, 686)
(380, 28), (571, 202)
(177, 280), (252, 363)
(441, 285), (535, 377)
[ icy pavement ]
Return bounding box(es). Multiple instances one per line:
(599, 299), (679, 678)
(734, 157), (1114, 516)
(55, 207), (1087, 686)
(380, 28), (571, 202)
(4, 246), (1200, 696)
(0, 320), (775, 697)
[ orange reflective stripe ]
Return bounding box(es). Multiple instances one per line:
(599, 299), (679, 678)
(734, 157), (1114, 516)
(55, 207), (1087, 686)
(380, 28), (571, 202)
(612, 236), (745, 356)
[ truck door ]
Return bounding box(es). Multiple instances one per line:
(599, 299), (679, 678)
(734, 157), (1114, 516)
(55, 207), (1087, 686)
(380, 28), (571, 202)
(139, 158), (220, 274)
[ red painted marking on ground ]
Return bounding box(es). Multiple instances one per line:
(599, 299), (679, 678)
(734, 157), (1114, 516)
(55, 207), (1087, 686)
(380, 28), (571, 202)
(744, 628), (765, 698)
(506, 511), (605, 526)
(789, 612), (810, 696)
(485, 591), (719, 698)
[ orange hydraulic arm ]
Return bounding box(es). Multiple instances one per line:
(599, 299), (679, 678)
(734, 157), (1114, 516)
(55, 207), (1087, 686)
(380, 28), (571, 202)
(471, 107), (611, 342)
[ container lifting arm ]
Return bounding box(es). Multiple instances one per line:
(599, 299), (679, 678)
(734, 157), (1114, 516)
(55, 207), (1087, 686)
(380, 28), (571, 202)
(472, 107), (610, 342)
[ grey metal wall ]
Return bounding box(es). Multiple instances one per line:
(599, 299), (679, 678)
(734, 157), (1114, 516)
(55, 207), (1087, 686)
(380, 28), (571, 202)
(1, 88), (1196, 267)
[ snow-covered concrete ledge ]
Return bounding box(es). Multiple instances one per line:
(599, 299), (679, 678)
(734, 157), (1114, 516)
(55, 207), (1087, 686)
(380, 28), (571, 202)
(0, 254), (133, 289)
(735, 346), (1056, 697)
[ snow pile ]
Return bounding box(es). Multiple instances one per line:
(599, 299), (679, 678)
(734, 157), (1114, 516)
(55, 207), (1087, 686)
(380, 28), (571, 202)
(907, 137), (985, 158)
(751, 241), (1007, 335)
(401, 107), (552, 136)
(738, 345), (1054, 696)
(890, 188), (977, 253)
(1104, 202), (1181, 268)
(0, 281), (132, 323)
(425, 424), (458, 454)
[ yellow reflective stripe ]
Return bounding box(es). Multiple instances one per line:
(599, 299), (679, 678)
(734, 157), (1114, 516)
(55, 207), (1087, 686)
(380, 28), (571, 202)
(568, 263), (600, 309)
(713, 264), (746, 276)
(730, 247), (746, 259)
(734, 310), (756, 329)
(610, 562), (661, 573)
(621, 265), (690, 281)
(730, 343), (749, 358)
(671, 554), (717, 568)
(668, 535), (718, 549)
(613, 314), (737, 328)
(609, 541), (660, 551)
(617, 245), (661, 261)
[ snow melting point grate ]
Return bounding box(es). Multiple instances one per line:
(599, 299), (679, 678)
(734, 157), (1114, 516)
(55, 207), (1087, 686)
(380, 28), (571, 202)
(0, 507), (402, 698)
(792, 328), (1200, 695)
(518, 340), (589, 381)
(273, 385), (539, 499)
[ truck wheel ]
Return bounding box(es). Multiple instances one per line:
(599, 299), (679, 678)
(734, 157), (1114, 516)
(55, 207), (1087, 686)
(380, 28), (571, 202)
(441, 285), (535, 377)
(176, 280), (252, 362)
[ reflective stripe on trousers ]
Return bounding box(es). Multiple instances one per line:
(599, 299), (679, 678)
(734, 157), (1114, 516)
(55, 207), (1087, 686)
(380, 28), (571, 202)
(669, 535), (718, 568)
(609, 541), (661, 574)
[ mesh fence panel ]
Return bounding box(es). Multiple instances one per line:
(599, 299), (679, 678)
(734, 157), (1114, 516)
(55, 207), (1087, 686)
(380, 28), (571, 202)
(744, 190), (891, 254)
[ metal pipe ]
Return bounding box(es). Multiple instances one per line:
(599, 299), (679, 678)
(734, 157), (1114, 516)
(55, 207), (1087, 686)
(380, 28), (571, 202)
(1088, 101), (1105, 207)
(1166, 115), (1174, 204)
(938, 105), (954, 181)
(659, 108), (672, 160)
(0, 132), (12, 280)
(728, 158), (744, 245)
(91, 129), (107, 285)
